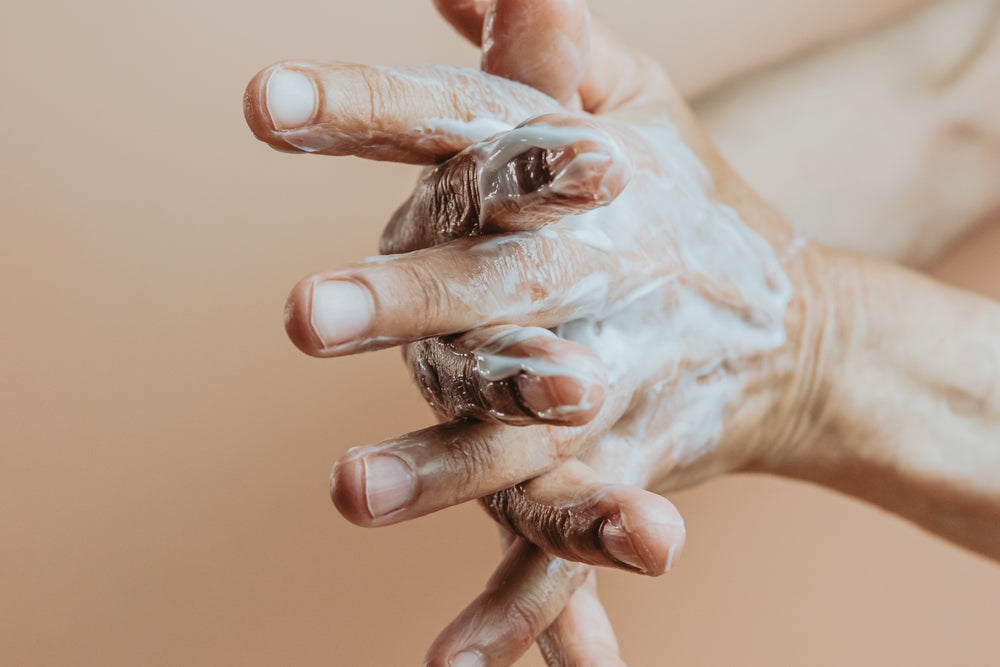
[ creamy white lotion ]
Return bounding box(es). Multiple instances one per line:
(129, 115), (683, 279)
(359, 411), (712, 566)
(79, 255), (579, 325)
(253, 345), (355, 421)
(462, 119), (794, 483)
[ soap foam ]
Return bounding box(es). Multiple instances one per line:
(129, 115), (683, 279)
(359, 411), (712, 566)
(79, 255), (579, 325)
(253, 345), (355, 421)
(463, 119), (795, 484)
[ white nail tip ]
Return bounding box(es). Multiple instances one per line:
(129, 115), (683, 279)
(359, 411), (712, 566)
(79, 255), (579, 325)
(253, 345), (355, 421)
(666, 543), (678, 572)
(266, 68), (317, 130)
(450, 650), (485, 667)
(309, 280), (373, 348)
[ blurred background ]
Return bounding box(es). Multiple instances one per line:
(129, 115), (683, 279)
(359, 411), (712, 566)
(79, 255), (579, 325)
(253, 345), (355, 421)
(2, 0), (998, 665)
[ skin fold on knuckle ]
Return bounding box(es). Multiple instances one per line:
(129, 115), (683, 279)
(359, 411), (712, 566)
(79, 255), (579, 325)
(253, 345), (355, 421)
(381, 156), (480, 255)
(387, 260), (454, 333)
(502, 594), (545, 657)
(439, 427), (494, 496)
(432, 153), (482, 238)
(353, 65), (390, 138)
(404, 337), (504, 422)
(481, 487), (604, 564)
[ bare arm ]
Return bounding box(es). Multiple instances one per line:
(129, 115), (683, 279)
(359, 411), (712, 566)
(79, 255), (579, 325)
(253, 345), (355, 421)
(769, 246), (1000, 560)
(698, 0), (1000, 266)
(247, 1), (1000, 663)
(607, 0), (933, 98)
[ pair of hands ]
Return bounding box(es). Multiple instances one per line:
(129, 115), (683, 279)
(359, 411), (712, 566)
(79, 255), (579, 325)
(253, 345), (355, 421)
(245, 1), (828, 664)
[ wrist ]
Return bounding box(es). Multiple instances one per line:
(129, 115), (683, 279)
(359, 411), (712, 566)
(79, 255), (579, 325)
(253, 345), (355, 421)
(751, 250), (1000, 558)
(736, 242), (854, 477)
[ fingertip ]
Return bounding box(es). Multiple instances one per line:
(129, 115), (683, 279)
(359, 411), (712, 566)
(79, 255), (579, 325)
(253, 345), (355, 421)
(284, 275), (377, 357)
(330, 455), (372, 527)
(513, 373), (606, 426)
(426, 540), (589, 667)
(422, 615), (478, 667)
(284, 278), (324, 357)
(608, 493), (686, 576)
(627, 521), (686, 576)
(245, 62), (321, 152)
(243, 66), (272, 138)
(423, 649), (484, 667)
(244, 64), (286, 148)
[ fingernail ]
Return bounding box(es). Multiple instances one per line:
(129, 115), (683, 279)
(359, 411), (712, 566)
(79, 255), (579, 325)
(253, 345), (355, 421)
(450, 650), (485, 667)
(514, 373), (603, 421)
(309, 280), (373, 349)
(266, 68), (317, 130)
(646, 521), (685, 572)
(548, 149), (611, 195)
(600, 518), (648, 572)
(602, 509), (686, 575)
(362, 456), (415, 518)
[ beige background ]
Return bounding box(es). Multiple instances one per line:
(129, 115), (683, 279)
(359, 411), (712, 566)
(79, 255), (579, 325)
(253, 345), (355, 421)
(2, 0), (998, 665)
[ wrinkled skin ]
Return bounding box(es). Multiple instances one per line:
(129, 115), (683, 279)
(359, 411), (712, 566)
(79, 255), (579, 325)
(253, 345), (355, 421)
(247, 3), (824, 666)
(246, 0), (989, 665)
(245, 1), (825, 665)
(376, 7), (819, 666)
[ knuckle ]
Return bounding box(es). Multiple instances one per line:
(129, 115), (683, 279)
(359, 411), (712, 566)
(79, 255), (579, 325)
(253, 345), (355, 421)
(357, 66), (387, 126)
(393, 260), (452, 325)
(533, 503), (586, 555)
(484, 479), (607, 563)
(481, 487), (520, 532)
(441, 428), (492, 494)
(506, 595), (544, 653)
(434, 157), (481, 238)
(382, 163), (466, 255)
(396, 157), (482, 247)
(405, 337), (483, 420)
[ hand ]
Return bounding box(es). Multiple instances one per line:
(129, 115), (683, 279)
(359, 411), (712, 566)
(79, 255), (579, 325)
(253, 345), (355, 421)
(246, 1), (826, 664)
(246, 2), (1000, 665)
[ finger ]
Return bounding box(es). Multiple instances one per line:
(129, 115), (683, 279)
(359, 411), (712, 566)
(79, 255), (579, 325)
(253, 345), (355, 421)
(483, 459), (685, 575)
(243, 60), (560, 163)
(328, 405), (625, 527)
(433, 0), (489, 46)
(283, 222), (635, 358)
(537, 570), (624, 667)
(436, 0), (667, 114)
(482, 0), (590, 107)
(485, 1), (670, 114)
(380, 114), (632, 254)
(405, 325), (608, 427)
(424, 537), (591, 667)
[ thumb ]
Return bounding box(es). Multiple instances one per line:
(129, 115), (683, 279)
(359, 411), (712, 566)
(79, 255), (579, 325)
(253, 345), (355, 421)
(482, 0), (591, 107)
